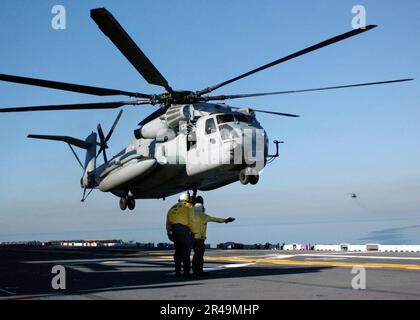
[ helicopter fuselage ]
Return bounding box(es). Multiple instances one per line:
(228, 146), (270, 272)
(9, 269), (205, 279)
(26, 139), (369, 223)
(93, 103), (269, 199)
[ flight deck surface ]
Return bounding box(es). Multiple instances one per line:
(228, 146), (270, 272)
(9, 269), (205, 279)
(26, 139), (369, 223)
(1, 247), (419, 300)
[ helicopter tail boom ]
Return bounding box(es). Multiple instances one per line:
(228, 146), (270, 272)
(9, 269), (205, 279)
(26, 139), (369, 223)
(28, 132), (98, 188)
(82, 132), (98, 188)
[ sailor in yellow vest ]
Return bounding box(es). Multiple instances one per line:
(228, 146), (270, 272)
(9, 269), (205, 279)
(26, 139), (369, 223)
(191, 196), (235, 276)
(166, 193), (194, 277)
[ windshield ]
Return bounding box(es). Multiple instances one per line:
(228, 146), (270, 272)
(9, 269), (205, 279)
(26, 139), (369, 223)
(205, 118), (217, 134)
(216, 113), (253, 125)
(234, 114), (251, 123)
(216, 114), (235, 124)
(219, 124), (239, 140)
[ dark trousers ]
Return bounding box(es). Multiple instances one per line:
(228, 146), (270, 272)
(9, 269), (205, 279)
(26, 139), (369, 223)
(192, 239), (206, 274)
(172, 224), (193, 274)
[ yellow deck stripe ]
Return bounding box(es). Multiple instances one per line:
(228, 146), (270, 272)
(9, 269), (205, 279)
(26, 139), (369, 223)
(204, 256), (420, 270)
(156, 255), (420, 270)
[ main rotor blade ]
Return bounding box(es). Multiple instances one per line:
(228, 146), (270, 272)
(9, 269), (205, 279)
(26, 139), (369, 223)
(138, 108), (167, 126)
(0, 100), (151, 113)
(105, 109), (123, 142)
(0, 74), (151, 98)
(197, 25), (377, 96)
(91, 8), (172, 92)
(252, 110), (300, 117)
(203, 78), (414, 101)
(231, 107), (299, 117)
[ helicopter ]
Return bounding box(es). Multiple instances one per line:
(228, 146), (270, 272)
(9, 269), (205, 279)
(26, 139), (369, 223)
(0, 8), (413, 211)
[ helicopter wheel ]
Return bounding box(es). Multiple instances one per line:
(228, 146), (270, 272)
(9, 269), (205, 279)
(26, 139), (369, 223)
(239, 169), (250, 185)
(249, 174), (259, 185)
(127, 197), (136, 211)
(119, 197), (128, 211)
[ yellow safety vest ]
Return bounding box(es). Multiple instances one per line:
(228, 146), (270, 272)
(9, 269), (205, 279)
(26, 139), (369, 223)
(191, 213), (225, 240)
(166, 202), (194, 233)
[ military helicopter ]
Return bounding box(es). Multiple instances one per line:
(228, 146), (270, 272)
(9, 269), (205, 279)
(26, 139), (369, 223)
(0, 8), (413, 211)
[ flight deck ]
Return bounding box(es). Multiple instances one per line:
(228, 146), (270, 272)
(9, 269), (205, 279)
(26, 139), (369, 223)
(1, 247), (419, 300)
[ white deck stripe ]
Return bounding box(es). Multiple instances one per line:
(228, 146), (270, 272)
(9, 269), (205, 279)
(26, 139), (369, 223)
(166, 263), (255, 275)
(0, 288), (15, 295)
(299, 254), (420, 260)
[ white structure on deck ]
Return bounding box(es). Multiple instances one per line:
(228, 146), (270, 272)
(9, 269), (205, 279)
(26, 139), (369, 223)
(60, 240), (123, 247)
(313, 243), (420, 253)
(283, 243), (310, 251)
(380, 245), (420, 253)
(282, 243), (420, 253)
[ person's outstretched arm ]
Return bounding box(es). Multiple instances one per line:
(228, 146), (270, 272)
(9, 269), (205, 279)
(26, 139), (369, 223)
(207, 215), (235, 224)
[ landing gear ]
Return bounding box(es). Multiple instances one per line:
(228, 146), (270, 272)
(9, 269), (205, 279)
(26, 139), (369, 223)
(191, 189), (198, 203)
(127, 197), (136, 210)
(239, 169), (250, 185)
(119, 197), (128, 210)
(249, 174), (259, 185)
(239, 168), (259, 185)
(119, 196), (136, 211)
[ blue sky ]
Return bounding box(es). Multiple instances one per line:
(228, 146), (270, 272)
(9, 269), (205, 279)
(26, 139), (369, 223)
(0, 0), (419, 245)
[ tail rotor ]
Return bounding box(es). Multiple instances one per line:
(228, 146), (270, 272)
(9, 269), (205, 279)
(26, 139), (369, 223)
(96, 110), (123, 164)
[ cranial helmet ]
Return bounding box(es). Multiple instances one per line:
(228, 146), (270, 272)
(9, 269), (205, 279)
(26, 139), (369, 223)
(195, 196), (204, 205)
(179, 193), (190, 202)
(194, 203), (204, 216)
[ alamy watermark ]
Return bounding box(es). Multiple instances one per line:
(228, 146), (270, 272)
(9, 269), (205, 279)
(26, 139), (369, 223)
(352, 5), (367, 29)
(51, 5), (66, 30)
(153, 122), (267, 175)
(51, 265), (66, 290)
(351, 266), (366, 290)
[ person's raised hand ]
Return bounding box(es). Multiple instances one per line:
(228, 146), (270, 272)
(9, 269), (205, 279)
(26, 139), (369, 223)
(225, 217), (236, 224)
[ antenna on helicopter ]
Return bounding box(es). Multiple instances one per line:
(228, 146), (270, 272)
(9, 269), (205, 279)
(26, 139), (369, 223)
(267, 140), (284, 164)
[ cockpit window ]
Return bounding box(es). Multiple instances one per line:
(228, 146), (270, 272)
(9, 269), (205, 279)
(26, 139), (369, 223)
(216, 113), (257, 124)
(219, 124), (239, 140)
(234, 114), (251, 123)
(216, 113), (255, 125)
(205, 118), (217, 134)
(216, 114), (235, 124)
